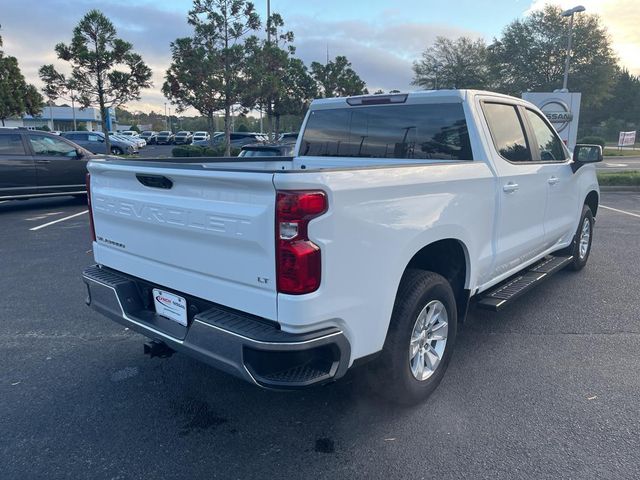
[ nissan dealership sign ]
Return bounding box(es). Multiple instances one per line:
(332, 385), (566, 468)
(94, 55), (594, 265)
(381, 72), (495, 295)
(522, 92), (581, 150)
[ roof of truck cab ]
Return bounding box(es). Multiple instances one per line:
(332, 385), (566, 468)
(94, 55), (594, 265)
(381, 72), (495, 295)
(309, 89), (524, 109)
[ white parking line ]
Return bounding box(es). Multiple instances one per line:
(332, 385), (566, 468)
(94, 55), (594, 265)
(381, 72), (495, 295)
(29, 210), (88, 231)
(600, 205), (640, 219)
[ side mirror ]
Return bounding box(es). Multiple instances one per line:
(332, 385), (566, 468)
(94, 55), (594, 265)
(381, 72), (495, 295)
(75, 148), (84, 159)
(572, 144), (603, 172)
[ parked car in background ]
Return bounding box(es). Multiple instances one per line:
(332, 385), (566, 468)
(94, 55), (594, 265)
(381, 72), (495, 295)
(278, 132), (298, 144)
(192, 131), (209, 143)
(192, 132), (267, 148)
(0, 128), (96, 200)
(238, 143), (295, 157)
(155, 131), (175, 145)
(140, 131), (158, 145)
(111, 134), (144, 150)
(120, 131), (139, 138)
(62, 131), (137, 155)
(174, 131), (193, 145)
(125, 135), (146, 149)
(114, 131), (145, 148)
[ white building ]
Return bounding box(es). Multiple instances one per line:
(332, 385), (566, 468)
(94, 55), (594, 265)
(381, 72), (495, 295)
(3, 105), (117, 132)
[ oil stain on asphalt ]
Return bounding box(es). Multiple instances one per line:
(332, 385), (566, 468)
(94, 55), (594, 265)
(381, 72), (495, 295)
(315, 438), (335, 453)
(171, 397), (229, 435)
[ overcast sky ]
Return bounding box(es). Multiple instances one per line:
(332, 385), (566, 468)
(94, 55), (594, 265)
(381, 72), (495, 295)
(1, 0), (638, 114)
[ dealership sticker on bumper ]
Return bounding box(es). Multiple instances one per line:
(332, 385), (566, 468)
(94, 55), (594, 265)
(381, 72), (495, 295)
(152, 289), (187, 326)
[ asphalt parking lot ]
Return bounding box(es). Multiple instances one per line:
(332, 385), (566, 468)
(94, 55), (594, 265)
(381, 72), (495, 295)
(137, 144), (174, 158)
(1, 192), (640, 479)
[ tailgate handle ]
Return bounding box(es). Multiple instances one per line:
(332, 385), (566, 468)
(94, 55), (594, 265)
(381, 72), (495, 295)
(136, 174), (173, 189)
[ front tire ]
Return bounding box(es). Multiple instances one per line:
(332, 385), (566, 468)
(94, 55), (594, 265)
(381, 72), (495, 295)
(372, 270), (457, 405)
(565, 205), (594, 271)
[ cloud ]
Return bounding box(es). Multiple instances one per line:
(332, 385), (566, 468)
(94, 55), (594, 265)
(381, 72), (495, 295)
(1, 0), (191, 114)
(12, 1), (638, 115)
(1, 1), (485, 113)
(527, 0), (640, 75)
(286, 16), (484, 93)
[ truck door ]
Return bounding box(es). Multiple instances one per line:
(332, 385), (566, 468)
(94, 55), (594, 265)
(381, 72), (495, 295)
(521, 108), (580, 250)
(0, 132), (37, 198)
(480, 101), (547, 277)
(27, 133), (87, 194)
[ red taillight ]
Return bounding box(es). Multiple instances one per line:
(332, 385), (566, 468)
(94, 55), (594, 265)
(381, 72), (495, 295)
(276, 191), (327, 294)
(86, 173), (96, 242)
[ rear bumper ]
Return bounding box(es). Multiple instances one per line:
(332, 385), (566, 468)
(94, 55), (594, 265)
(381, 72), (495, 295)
(82, 265), (351, 389)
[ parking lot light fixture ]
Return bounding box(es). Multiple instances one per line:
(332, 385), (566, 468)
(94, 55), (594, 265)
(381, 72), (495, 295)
(561, 5), (586, 92)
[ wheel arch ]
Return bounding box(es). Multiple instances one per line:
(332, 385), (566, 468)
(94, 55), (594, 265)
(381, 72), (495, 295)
(585, 190), (599, 217)
(399, 238), (471, 325)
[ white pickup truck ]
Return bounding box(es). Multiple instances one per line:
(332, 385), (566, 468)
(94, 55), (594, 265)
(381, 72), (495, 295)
(82, 90), (602, 404)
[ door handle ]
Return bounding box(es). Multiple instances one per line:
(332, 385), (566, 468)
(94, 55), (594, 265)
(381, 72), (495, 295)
(548, 176), (560, 185)
(35, 159), (51, 164)
(503, 182), (519, 193)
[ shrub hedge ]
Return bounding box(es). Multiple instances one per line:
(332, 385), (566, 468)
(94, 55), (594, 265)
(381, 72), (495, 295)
(577, 136), (606, 148)
(172, 145), (240, 157)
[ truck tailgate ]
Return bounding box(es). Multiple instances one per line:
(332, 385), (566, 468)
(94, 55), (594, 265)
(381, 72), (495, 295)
(88, 161), (277, 320)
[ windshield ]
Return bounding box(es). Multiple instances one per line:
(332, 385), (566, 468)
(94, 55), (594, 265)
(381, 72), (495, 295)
(299, 103), (473, 160)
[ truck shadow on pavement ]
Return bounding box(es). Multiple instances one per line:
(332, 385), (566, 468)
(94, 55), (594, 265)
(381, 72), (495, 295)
(0, 195), (86, 214)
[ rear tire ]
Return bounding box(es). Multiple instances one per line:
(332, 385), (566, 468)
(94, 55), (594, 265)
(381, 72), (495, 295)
(564, 205), (594, 271)
(111, 147), (123, 155)
(372, 270), (457, 405)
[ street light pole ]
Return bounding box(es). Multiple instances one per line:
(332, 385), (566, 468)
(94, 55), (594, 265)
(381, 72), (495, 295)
(164, 102), (168, 130)
(561, 5), (586, 92)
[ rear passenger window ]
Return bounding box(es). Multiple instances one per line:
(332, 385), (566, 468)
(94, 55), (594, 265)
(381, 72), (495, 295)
(300, 103), (473, 160)
(525, 109), (567, 161)
(0, 134), (25, 155)
(483, 103), (531, 162)
(29, 134), (77, 157)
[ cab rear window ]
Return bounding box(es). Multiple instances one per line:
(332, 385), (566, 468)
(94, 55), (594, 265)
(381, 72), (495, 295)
(299, 103), (473, 160)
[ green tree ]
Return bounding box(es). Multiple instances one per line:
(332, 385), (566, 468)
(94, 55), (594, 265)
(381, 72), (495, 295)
(412, 36), (490, 90)
(0, 25), (43, 125)
(581, 68), (640, 139)
(50, 10), (152, 151)
(129, 123), (140, 133)
(606, 69), (640, 125)
(310, 55), (367, 98)
(164, 0), (260, 154)
(488, 5), (617, 109)
(38, 64), (80, 129)
(243, 13), (316, 139)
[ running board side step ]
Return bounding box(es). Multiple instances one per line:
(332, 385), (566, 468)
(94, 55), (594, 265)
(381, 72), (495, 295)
(476, 255), (573, 311)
